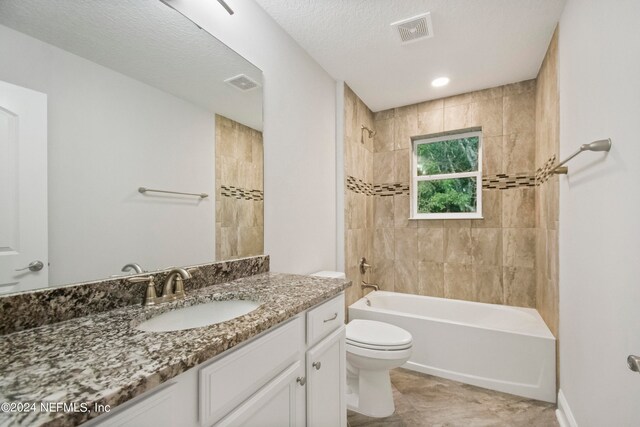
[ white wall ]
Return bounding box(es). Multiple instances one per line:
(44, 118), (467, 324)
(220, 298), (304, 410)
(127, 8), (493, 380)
(558, 0), (640, 425)
(0, 24), (216, 285)
(168, 0), (337, 274)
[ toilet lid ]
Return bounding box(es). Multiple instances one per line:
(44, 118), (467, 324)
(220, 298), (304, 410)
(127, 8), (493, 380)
(346, 319), (412, 348)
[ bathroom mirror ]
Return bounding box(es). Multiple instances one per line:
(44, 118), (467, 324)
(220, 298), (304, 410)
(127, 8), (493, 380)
(0, 0), (264, 293)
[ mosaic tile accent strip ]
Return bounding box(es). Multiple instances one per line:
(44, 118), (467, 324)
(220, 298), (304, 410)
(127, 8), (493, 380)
(535, 154), (558, 184)
(373, 183), (410, 196)
(482, 173), (536, 189)
(346, 175), (374, 195)
(221, 185), (264, 201)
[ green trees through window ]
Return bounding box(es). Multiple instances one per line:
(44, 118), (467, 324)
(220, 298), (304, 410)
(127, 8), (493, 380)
(414, 134), (481, 215)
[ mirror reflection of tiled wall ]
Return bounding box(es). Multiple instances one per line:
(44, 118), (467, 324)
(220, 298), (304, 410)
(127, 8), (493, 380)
(215, 115), (264, 260)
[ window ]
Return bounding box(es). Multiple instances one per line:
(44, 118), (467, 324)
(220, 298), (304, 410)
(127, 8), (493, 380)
(411, 129), (482, 219)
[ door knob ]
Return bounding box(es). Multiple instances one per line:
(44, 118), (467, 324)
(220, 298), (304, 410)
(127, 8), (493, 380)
(296, 376), (306, 386)
(312, 361), (321, 370)
(15, 260), (44, 272)
(628, 355), (640, 373)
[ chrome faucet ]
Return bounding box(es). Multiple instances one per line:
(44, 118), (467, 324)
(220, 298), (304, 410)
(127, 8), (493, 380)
(161, 267), (192, 301)
(122, 263), (144, 274)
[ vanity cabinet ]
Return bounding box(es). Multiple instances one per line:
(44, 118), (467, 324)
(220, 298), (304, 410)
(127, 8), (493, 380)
(90, 292), (345, 427)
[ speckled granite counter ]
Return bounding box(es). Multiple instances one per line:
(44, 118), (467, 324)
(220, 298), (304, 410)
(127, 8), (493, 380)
(0, 273), (350, 427)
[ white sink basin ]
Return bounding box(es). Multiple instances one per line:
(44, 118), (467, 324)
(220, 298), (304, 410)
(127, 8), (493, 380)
(136, 300), (261, 332)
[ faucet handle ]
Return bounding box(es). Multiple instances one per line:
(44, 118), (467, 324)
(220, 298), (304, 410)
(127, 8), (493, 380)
(174, 276), (186, 299)
(126, 276), (158, 306)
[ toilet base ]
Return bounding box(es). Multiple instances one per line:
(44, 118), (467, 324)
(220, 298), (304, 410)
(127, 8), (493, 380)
(346, 368), (395, 418)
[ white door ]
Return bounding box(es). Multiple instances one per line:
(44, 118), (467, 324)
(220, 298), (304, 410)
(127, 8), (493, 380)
(306, 327), (346, 427)
(0, 80), (48, 293)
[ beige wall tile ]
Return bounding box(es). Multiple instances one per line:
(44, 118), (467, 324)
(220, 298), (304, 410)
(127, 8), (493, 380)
(418, 219), (444, 228)
(374, 196), (394, 228)
(220, 227), (238, 260)
(374, 118), (394, 152)
(473, 265), (503, 304)
(374, 108), (395, 121)
(483, 136), (503, 175)
(473, 190), (502, 228)
(395, 259), (418, 294)
(394, 105), (418, 150)
(418, 228), (444, 263)
(504, 91), (535, 135)
(417, 108), (444, 136)
(444, 263), (473, 300)
(373, 151), (395, 184)
(394, 194), (416, 228)
(395, 149), (411, 183)
(373, 228), (395, 262)
(444, 219), (471, 228)
(502, 188), (535, 228)
(472, 228), (502, 266)
(503, 79), (536, 97)
(503, 266), (536, 307)
(444, 103), (480, 131)
(395, 227), (418, 262)
(478, 97), (503, 137)
(445, 228), (472, 264)
(373, 259), (395, 291)
(417, 99), (444, 112)
(418, 261), (444, 297)
(503, 228), (536, 268)
(503, 132), (535, 173)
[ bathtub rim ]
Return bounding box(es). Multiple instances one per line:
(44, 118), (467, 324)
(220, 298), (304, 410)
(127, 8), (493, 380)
(352, 291), (555, 341)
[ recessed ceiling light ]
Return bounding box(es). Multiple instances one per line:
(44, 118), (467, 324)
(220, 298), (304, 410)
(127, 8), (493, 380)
(431, 77), (450, 87)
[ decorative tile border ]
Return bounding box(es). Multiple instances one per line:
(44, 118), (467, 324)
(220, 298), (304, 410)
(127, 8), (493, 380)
(482, 173), (536, 189)
(346, 155), (558, 197)
(535, 154), (557, 184)
(221, 185), (264, 201)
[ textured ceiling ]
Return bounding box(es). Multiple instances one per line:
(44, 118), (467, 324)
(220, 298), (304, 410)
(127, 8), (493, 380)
(255, 0), (565, 112)
(0, 0), (263, 130)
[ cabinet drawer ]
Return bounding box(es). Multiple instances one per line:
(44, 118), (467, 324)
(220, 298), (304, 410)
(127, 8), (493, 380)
(199, 316), (304, 426)
(306, 293), (344, 347)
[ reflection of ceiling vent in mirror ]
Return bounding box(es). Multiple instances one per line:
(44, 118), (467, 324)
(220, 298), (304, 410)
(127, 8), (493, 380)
(225, 74), (260, 91)
(390, 12), (433, 44)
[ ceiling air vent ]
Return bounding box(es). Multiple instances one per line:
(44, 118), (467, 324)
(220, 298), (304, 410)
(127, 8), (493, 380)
(390, 12), (433, 44)
(224, 74), (260, 92)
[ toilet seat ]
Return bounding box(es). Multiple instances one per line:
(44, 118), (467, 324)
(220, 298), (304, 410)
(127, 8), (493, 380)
(346, 319), (412, 348)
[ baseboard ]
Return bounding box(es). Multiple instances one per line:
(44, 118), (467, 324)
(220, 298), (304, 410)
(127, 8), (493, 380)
(556, 389), (578, 427)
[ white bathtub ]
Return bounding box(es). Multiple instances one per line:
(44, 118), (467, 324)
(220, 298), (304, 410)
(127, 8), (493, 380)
(349, 291), (556, 403)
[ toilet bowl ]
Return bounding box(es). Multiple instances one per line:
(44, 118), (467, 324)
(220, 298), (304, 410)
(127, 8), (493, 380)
(345, 319), (413, 418)
(309, 271), (413, 418)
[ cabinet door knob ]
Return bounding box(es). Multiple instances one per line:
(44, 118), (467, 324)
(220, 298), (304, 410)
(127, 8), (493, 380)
(628, 355), (640, 373)
(296, 376), (306, 386)
(312, 361), (321, 370)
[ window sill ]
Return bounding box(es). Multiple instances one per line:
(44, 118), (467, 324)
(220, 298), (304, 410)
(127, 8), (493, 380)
(409, 213), (484, 220)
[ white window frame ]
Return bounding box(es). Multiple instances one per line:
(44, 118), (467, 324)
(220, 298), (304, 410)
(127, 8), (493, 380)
(411, 129), (483, 220)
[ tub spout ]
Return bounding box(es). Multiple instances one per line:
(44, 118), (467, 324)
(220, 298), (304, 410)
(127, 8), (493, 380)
(361, 281), (379, 292)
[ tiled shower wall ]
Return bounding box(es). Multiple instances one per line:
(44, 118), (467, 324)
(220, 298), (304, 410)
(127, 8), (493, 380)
(215, 114), (264, 260)
(345, 81), (543, 308)
(535, 27), (560, 339)
(344, 85), (374, 307)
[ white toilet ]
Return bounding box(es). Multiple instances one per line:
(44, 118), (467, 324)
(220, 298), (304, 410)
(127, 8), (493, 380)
(310, 271), (413, 418)
(345, 319), (412, 417)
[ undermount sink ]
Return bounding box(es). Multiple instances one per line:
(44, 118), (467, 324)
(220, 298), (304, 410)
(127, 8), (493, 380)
(136, 300), (261, 332)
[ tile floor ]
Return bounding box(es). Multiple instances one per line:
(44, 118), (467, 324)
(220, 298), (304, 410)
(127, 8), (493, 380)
(347, 369), (559, 427)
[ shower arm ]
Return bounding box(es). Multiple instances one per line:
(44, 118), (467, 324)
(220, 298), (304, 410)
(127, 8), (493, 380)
(550, 139), (612, 174)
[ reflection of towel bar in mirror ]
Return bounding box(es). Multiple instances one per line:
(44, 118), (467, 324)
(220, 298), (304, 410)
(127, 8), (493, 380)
(551, 138), (612, 174)
(138, 187), (209, 199)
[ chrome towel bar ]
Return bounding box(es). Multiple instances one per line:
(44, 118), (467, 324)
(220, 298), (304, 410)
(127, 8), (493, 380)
(551, 138), (612, 174)
(138, 187), (208, 199)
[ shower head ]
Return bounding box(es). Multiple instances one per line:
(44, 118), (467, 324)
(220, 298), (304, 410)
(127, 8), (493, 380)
(361, 125), (376, 143)
(580, 139), (612, 152)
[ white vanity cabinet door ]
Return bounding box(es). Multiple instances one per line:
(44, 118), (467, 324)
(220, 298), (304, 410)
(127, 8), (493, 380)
(306, 326), (346, 427)
(214, 360), (305, 427)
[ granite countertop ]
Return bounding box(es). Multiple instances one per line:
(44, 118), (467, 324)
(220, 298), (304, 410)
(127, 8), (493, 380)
(0, 273), (350, 427)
